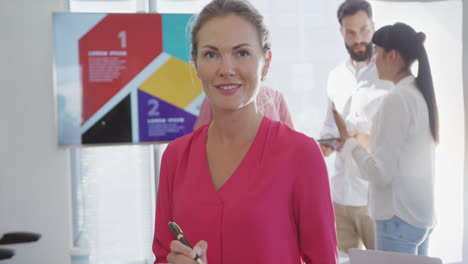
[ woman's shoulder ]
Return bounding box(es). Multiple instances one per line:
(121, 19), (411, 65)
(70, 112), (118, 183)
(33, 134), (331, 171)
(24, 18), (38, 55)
(381, 87), (409, 109)
(264, 118), (326, 176)
(164, 124), (207, 159)
(266, 118), (321, 156)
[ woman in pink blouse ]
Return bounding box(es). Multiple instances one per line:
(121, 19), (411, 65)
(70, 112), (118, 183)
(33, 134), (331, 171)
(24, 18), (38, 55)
(152, 0), (338, 263)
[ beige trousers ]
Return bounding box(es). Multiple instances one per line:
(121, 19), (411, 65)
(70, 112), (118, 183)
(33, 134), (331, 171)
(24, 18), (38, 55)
(333, 202), (375, 253)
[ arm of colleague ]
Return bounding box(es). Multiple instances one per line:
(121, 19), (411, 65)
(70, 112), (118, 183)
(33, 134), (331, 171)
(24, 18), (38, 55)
(348, 94), (389, 150)
(338, 93), (409, 188)
(294, 139), (338, 263)
(193, 97), (213, 131)
(319, 98), (340, 157)
(275, 91), (295, 129)
(152, 146), (176, 263)
(167, 240), (208, 264)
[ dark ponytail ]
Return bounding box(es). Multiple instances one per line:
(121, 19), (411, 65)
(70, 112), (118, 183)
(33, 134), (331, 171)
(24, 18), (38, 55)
(415, 37), (439, 144)
(372, 23), (439, 144)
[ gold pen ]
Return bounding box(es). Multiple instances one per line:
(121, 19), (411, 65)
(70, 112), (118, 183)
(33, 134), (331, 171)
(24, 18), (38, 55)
(168, 221), (202, 264)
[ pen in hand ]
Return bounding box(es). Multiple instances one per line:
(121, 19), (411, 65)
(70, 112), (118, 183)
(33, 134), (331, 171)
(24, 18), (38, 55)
(168, 221), (202, 264)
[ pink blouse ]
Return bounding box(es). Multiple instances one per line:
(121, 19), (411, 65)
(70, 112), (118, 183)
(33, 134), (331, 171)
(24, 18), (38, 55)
(153, 117), (337, 264)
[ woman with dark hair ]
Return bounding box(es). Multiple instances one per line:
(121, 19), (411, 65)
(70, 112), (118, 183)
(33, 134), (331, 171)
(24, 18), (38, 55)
(332, 22), (438, 256)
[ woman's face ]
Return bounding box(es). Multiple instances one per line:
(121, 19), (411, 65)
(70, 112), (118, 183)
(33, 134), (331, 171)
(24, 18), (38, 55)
(193, 14), (270, 112)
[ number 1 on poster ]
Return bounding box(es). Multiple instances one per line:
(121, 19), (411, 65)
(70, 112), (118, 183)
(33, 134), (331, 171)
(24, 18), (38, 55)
(118, 31), (127, 49)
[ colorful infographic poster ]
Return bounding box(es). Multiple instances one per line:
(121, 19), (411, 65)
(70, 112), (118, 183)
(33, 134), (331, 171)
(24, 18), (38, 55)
(53, 13), (204, 146)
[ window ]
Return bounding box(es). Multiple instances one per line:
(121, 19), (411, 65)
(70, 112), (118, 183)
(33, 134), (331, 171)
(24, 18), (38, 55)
(151, 0), (210, 13)
(254, 0), (463, 262)
(69, 0), (147, 13)
(67, 1), (204, 263)
(71, 145), (155, 264)
(68, 2), (155, 264)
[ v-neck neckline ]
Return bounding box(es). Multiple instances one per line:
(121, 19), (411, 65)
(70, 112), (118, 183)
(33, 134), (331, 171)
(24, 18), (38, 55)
(201, 117), (269, 199)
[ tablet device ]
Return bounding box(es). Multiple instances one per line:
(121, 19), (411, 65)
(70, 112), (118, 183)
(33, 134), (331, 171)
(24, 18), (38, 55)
(317, 137), (341, 150)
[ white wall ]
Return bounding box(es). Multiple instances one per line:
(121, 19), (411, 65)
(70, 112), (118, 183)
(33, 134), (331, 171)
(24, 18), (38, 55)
(0, 1), (71, 264)
(464, 0), (468, 262)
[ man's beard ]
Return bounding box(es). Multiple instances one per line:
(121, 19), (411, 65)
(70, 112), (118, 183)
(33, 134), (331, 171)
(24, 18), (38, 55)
(345, 42), (373, 62)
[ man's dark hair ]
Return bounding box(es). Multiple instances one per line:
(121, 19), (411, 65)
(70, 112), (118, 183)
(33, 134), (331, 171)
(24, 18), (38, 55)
(337, 0), (372, 25)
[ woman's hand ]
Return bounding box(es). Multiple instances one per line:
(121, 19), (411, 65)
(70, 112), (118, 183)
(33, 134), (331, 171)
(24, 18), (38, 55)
(331, 103), (350, 145)
(167, 240), (208, 264)
(353, 132), (370, 149)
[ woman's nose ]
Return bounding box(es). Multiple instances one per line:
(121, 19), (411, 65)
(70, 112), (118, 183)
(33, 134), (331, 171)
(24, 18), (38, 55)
(218, 56), (235, 77)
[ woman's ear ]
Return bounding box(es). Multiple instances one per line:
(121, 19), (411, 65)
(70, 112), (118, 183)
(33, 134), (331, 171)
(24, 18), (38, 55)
(390, 50), (399, 64)
(261, 50), (272, 80)
(192, 55), (200, 79)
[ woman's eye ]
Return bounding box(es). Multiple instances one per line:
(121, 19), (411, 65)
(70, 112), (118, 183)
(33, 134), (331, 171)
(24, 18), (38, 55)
(238, 50), (249, 57)
(204, 52), (216, 58)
